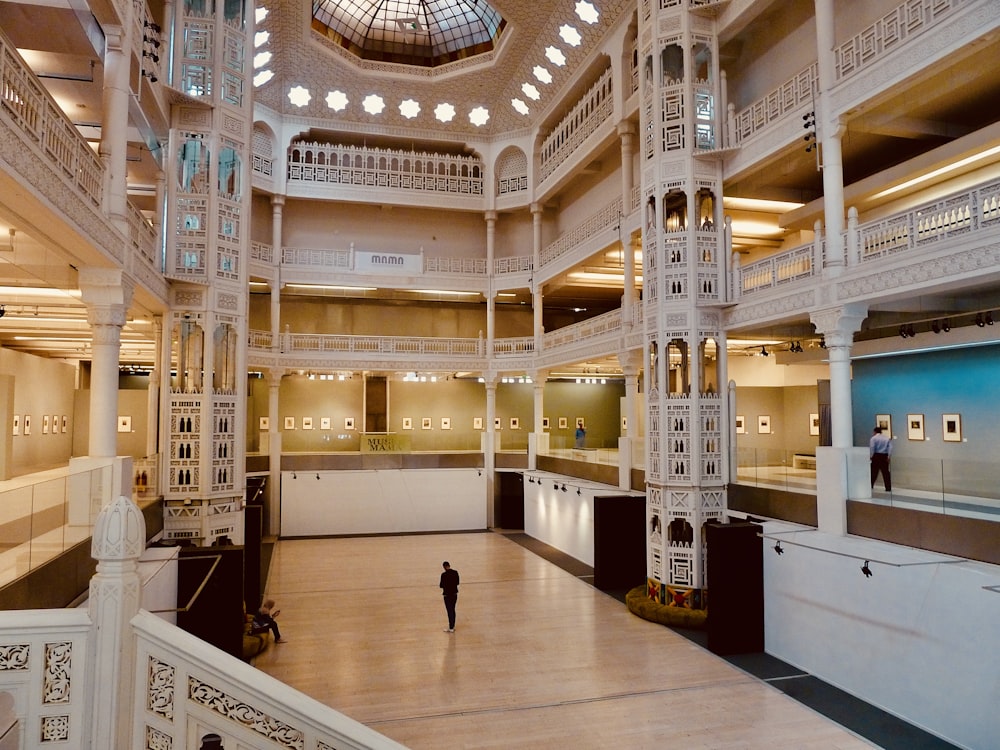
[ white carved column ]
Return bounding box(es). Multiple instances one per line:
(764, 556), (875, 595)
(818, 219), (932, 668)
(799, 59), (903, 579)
(485, 211), (497, 356)
(618, 122), (637, 329)
(145, 316), (162, 458)
(619, 349), (642, 490)
(815, 0), (847, 275)
(531, 203), (544, 352)
(100, 24), (132, 230)
(811, 303), (868, 535)
(80, 269), (135, 458)
(267, 368), (284, 536)
(88, 495), (145, 749)
(484, 373), (498, 527)
(271, 196), (284, 349)
(528, 370), (547, 470)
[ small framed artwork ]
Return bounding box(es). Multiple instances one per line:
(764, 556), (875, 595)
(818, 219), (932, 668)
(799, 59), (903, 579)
(12, 415), (19, 436)
(622, 416), (628, 431)
(558, 417), (568, 430)
(320, 417), (332, 430)
(473, 417), (483, 430)
(757, 415), (771, 434)
(735, 415), (745, 434)
(440, 417), (451, 430)
(542, 417), (550, 430)
(259, 416), (270, 431)
(576, 417), (586, 429)
(402, 417), (413, 430)
(51, 415), (58, 433)
(43, 415), (49, 434)
(809, 413), (820, 436)
(302, 417), (314, 430)
(875, 413), (892, 436)
(23, 415), (30, 435)
(117, 415), (131, 433)
(907, 414), (925, 441)
(510, 417), (519, 430)
(494, 417), (502, 430)
(344, 417), (355, 430)
(421, 417), (432, 430)
(284, 416), (295, 430)
(942, 413), (962, 442)
(61, 415), (67, 433)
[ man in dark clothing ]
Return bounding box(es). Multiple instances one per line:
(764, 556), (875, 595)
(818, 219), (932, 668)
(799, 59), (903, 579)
(440, 561), (460, 633)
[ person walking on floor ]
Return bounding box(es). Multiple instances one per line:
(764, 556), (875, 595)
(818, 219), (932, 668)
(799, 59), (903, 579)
(440, 561), (459, 633)
(869, 426), (892, 492)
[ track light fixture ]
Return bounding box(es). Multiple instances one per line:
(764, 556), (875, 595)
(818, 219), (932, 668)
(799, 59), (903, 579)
(291, 472), (297, 479)
(802, 111), (817, 153)
(942, 320), (951, 332)
(906, 324), (915, 337)
(987, 311), (994, 326)
(976, 313), (985, 327)
(932, 320), (941, 334)
(773, 541), (784, 555)
(0, 305), (5, 318)
(818, 336), (826, 349)
(144, 21), (162, 33)
(861, 560), (873, 578)
(143, 70), (158, 83)
(760, 345), (769, 356)
(316, 473), (320, 480)
(561, 484), (567, 492)
(554, 482), (559, 490)
(577, 487), (582, 495)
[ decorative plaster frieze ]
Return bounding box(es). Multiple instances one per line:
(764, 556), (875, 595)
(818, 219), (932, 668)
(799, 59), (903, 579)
(0, 644), (29, 670)
(43, 642), (72, 704)
(146, 725), (173, 750)
(723, 289), (816, 328)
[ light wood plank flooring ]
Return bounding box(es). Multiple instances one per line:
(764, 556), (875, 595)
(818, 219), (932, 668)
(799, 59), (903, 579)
(252, 532), (875, 749)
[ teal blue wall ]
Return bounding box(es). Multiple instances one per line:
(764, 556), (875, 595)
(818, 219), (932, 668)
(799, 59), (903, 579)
(851, 344), (1000, 461)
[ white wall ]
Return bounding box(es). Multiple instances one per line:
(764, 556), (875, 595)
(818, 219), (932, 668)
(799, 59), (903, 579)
(761, 520), (1000, 750)
(280, 469), (486, 536)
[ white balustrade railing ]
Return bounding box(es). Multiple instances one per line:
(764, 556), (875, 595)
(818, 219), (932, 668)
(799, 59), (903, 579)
(539, 67), (614, 183)
(0, 32), (105, 208)
(540, 197), (623, 268)
(739, 178), (1000, 297)
(423, 256), (487, 275)
(127, 200), (158, 267)
(732, 64), (817, 144)
(493, 336), (534, 356)
(543, 308), (623, 349)
(275, 332), (483, 357)
(287, 142), (484, 197)
(250, 240), (274, 264)
(281, 246), (351, 269)
(494, 255), (532, 275)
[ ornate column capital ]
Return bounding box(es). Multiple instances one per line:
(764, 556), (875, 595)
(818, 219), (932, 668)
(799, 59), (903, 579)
(810, 302), (867, 349)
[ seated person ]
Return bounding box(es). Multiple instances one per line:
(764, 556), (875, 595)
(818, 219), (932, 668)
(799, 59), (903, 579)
(251, 599), (287, 643)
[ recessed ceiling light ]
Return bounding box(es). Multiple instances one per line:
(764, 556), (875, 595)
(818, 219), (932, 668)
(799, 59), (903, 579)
(362, 94), (385, 114)
(545, 46), (566, 66)
(559, 25), (582, 46)
(326, 90), (348, 111)
(399, 98), (420, 118)
(511, 98), (529, 115)
(521, 83), (540, 100)
(434, 102), (456, 122)
(288, 85), (311, 106)
(469, 106), (489, 126)
(533, 65), (552, 84)
(575, 1), (599, 23)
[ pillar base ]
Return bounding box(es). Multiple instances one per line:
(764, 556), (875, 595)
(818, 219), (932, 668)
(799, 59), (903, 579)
(815, 446), (868, 535)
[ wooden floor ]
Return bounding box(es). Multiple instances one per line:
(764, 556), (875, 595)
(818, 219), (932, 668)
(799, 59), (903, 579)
(253, 532), (875, 749)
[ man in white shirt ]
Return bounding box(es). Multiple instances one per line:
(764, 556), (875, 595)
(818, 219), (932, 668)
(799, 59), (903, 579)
(869, 426), (892, 491)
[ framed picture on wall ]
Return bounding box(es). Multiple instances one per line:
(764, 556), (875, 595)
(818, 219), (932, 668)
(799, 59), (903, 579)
(302, 417), (314, 430)
(576, 417), (586, 429)
(942, 413), (962, 442)
(421, 417), (432, 430)
(735, 415), (745, 434)
(542, 417), (550, 430)
(344, 417), (355, 430)
(622, 416), (628, 431)
(259, 417), (270, 431)
(51, 415), (58, 433)
(494, 417), (502, 430)
(440, 417), (451, 430)
(402, 417), (413, 430)
(320, 417), (331, 430)
(12, 415), (19, 436)
(558, 417), (568, 430)
(117, 415), (131, 433)
(809, 413), (820, 436)
(284, 416), (295, 430)
(907, 414), (924, 441)
(43, 415), (49, 434)
(757, 415), (770, 434)
(875, 413), (892, 436)
(61, 415), (67, 433)
(23, 415), (30, 435)
(509, 417), (519, 430)
(473, 417), (483, 430)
